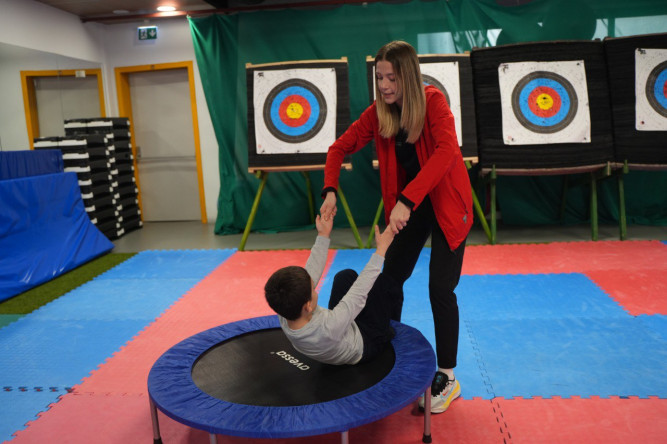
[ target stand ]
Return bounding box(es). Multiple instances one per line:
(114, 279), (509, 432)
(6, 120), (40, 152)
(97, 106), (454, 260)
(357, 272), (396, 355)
(470, 40), (621, 243)
(239, 164), (364, 250)
(241, 58), (361, 249)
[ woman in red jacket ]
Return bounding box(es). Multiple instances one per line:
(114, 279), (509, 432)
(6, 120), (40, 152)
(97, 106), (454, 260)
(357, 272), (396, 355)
(320, 41), (473, 413)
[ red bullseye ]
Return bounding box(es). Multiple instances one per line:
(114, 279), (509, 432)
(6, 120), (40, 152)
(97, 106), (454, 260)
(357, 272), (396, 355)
(279, 95), (312, 127)
(527, 86), (561, 118)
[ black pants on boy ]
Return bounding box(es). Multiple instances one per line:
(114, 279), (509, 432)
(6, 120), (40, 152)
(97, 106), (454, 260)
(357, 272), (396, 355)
(383, 196), (467, 370)
(329, 270), (401, 363)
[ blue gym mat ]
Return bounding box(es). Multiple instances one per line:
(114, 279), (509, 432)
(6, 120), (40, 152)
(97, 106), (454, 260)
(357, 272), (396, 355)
(94, 249), (235, 280)
(0, 390), (63, 441)
(456, 273), (630, 320)
(27, 278), (202, 321)
(468, 317), (667, 399)
(0, 250), (235, 391)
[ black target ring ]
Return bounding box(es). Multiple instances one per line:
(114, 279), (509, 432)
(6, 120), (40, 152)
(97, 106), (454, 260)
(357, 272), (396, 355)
(262, 79), (328, 144)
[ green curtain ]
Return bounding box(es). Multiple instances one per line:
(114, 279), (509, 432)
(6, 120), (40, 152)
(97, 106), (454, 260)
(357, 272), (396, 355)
(189, 0), (667, 235)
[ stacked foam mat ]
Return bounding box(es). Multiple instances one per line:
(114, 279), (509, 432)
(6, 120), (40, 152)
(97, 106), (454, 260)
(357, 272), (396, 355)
(34, 118), (142, 240)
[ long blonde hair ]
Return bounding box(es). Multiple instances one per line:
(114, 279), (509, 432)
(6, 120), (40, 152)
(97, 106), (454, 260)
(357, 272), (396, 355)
(375, 41), (426, 143)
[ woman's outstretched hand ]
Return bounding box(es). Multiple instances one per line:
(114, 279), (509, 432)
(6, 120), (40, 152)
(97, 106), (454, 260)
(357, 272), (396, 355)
(320, 191), (338, 221)
(389, 201), (410, 234)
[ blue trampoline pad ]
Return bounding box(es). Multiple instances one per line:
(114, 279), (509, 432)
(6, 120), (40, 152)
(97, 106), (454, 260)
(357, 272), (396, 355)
(467, 317), (667, 399)
(28, 278), (200, 321)
(0, 318), (149, 388)
(96, 249), (235, 280)
(457, 273), (628, 321)
(0, 390), (63, 443)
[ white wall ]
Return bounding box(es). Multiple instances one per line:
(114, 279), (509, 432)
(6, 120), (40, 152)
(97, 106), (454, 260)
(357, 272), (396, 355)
(0, 0), (219, 221)
(0, 0), (105, 62)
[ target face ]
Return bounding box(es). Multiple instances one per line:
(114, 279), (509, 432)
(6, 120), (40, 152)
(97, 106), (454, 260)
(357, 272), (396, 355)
(499, 61), (590, 145)
(636, 48), (667, 131)
(263, 79), (327, 143)
(254, 68), (337, 154)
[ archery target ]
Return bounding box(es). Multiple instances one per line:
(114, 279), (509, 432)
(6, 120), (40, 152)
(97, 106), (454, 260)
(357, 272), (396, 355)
(499, 60), (591, 145)
(420, 62), (462, 147)
(253, 68), (337, 154)
(635, 48), (667, 131)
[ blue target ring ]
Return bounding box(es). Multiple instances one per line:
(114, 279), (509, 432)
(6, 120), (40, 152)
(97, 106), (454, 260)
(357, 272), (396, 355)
(269, 86), (320, 136)
(263, 79), (327, 143)
(646, 61), (667, 117)
(511, 71), (578, 134)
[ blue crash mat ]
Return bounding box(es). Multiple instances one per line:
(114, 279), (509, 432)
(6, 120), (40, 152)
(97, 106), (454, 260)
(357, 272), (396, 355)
(0, 172), (113, 300)
(0, 150), (63, 180)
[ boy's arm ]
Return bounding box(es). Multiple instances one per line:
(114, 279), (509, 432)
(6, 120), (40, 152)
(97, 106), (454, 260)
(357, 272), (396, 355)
(304, 215), (333, 285)
(321, 226), (395, 338)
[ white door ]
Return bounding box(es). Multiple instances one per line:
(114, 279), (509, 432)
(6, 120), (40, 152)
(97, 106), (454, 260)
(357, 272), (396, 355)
(129, 69), (201, 221)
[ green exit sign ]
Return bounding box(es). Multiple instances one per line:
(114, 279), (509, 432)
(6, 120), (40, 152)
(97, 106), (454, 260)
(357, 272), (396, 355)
(138, 26), (158, 41)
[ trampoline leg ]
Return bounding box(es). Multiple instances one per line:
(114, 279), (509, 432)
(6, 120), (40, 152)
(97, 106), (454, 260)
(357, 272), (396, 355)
(423, 388), (432, 443)
(340, 430), (349, 444)
(149, 399), (163, 444)
(209, 433), (217, 444)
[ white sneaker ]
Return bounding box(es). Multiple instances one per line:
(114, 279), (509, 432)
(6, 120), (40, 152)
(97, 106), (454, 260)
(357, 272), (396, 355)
(419, 372), (461, 413)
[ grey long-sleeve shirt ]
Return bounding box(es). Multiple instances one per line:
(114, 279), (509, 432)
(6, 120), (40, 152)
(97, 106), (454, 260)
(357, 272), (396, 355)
(278, 235), (384, 365)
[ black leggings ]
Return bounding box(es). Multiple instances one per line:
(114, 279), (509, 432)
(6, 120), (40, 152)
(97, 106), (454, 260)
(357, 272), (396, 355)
(383, 197), (466, 369)
(329, 270), (401, 363)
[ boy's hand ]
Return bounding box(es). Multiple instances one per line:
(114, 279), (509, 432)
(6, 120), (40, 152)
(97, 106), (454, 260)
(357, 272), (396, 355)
(374, 225), (395, 257)
(315, 214), (333, 238)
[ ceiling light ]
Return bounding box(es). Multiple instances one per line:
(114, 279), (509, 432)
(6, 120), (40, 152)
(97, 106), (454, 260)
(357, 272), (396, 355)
(157, 5), (177, 12)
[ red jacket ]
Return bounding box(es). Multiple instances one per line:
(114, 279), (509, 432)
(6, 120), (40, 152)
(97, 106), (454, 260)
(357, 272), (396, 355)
(324, 85), (473, 250)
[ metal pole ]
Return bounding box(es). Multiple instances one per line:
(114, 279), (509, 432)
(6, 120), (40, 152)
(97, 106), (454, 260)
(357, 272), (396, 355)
(149, 399), (163, 444)
(341, 430), (349, 444)
(423, 388), (432, 443)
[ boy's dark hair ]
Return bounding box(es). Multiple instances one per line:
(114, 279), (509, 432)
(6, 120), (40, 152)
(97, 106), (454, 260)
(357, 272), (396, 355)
(264, 266), (312, 321)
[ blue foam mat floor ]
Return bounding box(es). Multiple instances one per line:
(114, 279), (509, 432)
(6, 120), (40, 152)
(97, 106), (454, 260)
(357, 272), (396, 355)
(0, 391), (63, 441)
(2, 247), (666, 442)
(0, 249), (235, 443)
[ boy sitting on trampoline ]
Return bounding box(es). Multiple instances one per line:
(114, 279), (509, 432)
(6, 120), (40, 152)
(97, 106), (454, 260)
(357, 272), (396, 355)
(265, 214), (399, 365)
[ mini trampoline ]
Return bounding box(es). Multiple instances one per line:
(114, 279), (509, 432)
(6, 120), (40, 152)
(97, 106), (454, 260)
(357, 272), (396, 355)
(148, 315), (436, 443)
